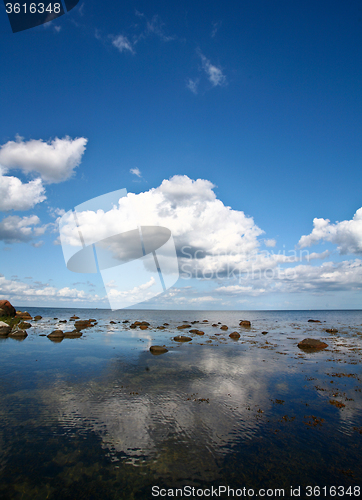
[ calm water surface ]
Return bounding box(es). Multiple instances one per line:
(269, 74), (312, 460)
(0, 309), (361, 499)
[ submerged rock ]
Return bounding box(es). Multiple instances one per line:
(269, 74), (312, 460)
(139, 325), (148, 330)
(261, 331), (268, 335)
(308, 319), (321, 323)
(220, 325), (228, 331)
(157, 326), (166, 330)
(150, 345), (168, 355)
(298, 338), (328, 350)
(174, 335), (192, 342)
(70, 315), (80, 320)
(34, 315), (42, 321)
(326, 328), (338, 333)
(189, 329), (204, 335)
(177, 324), (191, 329)
(239, 320), (251, 327)
(110, 320), (116, 324)
(229, 331), (240, 339)
(63, 330), (82, 338)
(74, 320), (93, 330)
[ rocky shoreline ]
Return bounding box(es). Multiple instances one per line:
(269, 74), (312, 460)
(0, 299), (333, 353)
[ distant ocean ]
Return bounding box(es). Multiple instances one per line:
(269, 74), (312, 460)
(1, 308), (361, 499)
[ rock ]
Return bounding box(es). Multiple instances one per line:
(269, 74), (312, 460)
(110, 321), (116, 324)
(212, 324), (218, 327)
(70, 315), (80, 320)
(261, 331), (268, 335)
(229, 331), (240, 339)
(202, 320), (208, 322)
(150, 345), (168, 355)
(89, 319), (96, 322)
(297, 338), (328, 350)
(0, 300), (16, 317)
(74, 320), (93, 331)
(326, 328), (338, 333)
(59, 320), (67, 323)
(130, 324), (137, 329)
(15, 311), (32, 320)
(18, 322), (31, 329)
(47, 330), (64, 339)
(163, 323), (169, 326)
(122, 320), (129, 323)
(239, 320), (251, 327)
(189, 329), (204, 335)
(139, 325), (148, 330)
(63, 330), (82, 338)
(34, 315), (42, 321)
(157, 326), (166, 330)
(0, 324), (11, 336)
(220, 325), (228, 331)
(177, 324), (191, 329)
(9, 329), (28, 339)
(308, 319), (321, 323)
(174, 335), (192, 342)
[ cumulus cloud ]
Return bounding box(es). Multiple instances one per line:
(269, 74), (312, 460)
(299, 208), (362, 255)
(0, 168), (46, 211)
(0, 275), (103, 303)
(198, 51), (226, 87)
(0, 215), (48, 243)
(111, 35), (135, 54)
(0, 135), (88, 183)
(59, 175), (264, 277)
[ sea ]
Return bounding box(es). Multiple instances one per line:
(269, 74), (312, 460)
(0, 308), (361, 499)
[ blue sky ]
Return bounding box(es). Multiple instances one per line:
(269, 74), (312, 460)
(0, 0), (362, 310)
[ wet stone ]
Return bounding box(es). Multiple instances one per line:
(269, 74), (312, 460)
(297, 338), (328, 350)
(229, 331), (240, 339)
(174, 335), (192, 342)
(150, 345), (168, 355)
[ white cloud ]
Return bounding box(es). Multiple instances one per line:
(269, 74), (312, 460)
(130, 167), (142, 177)
(111, 35), (135, 54)
(299, 208), (362, 255)
(198, 51), (226, 87)
(0, 135), (88, 183)
(264, 239), (276, 247)
(0, 215), (48, 243)
(186, 78), (199, 94)
(0, 168), (46, 211)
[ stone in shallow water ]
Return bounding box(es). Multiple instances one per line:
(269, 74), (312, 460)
(189, 329), (204, 335)
(34, 315), (42, 321)
(150, 345), (168, 355)
(297, 338), (328, 350)
(174, 335), (192, 342)
(47, 330), (64, 339)
(229, 331), (240, 339)
(0, 324), (11, 336)
(220, 325), (228, 330)
(177, 324), (191, 329)
(9, 329), (28, 339)
(239, 320), (251, 327)
(63, 330), (82, 338)
(326, 328), (338, 333)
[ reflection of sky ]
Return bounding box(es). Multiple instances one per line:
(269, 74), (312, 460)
(1, 309), (362, 483)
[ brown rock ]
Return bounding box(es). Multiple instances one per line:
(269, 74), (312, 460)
(47, 330), (64, 339)
(229, 331), (240, 339)
(189, 329), (204, 335)
(18, 322), (31, 329)
(163, 323), (169, 326)
(70, 315), (80, 320)
(220, 325), (228, 331)
(261, 331), (268, 335)
(15, 311), (32, 320)
(59, 320), (67, 323)
(157, 326), (166, 330)
(74, 320), (93, 331)
(0, 322), (11, 336)
(150, 345), (168, 355)
(202, 320), (208, 322)
(177, 324), (191, 329)
(0, 300), (16, 317)
(212, 324), (218, 327)
(122, 320), (129, 323)
(9, 329), (28, 339)
(174, 335), (192, 342)
(298, 338), (328, 350)
(110, 321), (116, 324)
(239, 320), (251, 327)
(308, 319), (321, 323)
(326, 328), (338, 333)
(63, 330), (82, 338)
(34, 315), (42, 321)
(139, 325), (148, 330)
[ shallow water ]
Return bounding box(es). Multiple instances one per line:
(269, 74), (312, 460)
(0, 309), (362, 499)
